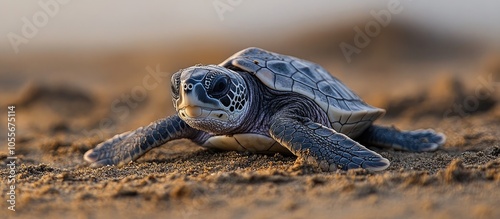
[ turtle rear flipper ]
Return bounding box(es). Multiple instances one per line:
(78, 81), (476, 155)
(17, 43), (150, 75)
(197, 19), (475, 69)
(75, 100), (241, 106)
(358, 125), (446, 152)
(269, 116), (390, 172)
(84, 115), (206, 167)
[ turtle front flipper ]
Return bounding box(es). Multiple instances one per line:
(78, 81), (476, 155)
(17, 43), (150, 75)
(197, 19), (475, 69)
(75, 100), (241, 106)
(84, 115), (208, 167)
(269, 117), (390, 172)
(358, 125), (446, 152)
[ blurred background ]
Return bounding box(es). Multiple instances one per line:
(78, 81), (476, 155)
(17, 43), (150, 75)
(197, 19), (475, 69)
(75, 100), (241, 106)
(1, 0), (499, 141)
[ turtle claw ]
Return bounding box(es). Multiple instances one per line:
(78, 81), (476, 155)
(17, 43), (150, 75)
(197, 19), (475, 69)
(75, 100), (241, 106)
(84, 149), (118, 167)
(361, 159), (390, 172)
(83, 149), (99, 163)
(343, 150), (391, 172)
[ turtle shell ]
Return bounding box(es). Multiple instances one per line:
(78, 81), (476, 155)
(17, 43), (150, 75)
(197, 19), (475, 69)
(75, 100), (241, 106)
(220, 47), (385, 137)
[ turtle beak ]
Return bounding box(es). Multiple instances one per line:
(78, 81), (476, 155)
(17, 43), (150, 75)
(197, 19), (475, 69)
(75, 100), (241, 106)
(180, 106), (203, 117)
(176, 81), (223, 117)
(177, 87), (204, 118)
(177, 83), (207, 110)
(177, 85), (230, 121)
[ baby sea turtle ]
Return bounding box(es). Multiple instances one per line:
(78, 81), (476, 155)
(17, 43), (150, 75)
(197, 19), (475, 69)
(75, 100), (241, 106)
(84, 47), (445, 171)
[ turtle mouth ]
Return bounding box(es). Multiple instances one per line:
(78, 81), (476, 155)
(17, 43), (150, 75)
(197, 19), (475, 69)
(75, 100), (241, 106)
(178, 106), (229, 121)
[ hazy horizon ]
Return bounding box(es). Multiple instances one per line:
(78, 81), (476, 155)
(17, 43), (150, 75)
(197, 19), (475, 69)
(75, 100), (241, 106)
(1, 0), (500, 54)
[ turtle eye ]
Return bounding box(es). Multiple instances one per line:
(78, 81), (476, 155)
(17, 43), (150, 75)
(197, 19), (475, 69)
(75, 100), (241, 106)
(210, 75), (230, 98)
(171, 72), (181, 99)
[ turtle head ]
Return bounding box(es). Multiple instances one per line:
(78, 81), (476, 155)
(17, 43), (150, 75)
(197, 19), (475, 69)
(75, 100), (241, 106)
(171, 65), (250, 133)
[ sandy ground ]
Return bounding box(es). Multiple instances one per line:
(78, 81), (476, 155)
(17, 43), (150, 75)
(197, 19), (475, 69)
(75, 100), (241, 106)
(1, 44), (500, 219)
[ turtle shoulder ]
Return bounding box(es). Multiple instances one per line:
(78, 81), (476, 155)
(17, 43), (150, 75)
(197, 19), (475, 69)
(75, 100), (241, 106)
(220, 47), (385, 136)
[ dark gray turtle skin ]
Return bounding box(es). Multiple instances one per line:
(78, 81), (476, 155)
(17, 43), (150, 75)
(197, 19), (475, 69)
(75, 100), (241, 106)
(84, 47), (446, 171)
